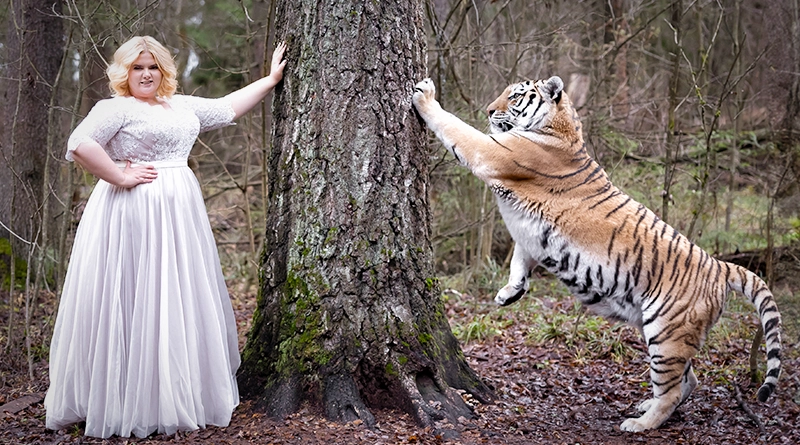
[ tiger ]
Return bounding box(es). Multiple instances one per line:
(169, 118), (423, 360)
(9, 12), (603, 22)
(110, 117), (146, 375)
(411, 76), (782, 432)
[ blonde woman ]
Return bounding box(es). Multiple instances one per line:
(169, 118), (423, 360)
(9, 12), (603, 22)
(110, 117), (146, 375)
(45, 35), (286, 438)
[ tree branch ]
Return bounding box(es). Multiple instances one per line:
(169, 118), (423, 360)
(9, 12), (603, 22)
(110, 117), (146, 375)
(733, 384), (765, 436)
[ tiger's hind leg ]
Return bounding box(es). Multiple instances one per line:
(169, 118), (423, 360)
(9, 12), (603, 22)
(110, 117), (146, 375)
(634, 361), (697, 413)
(680, 361), (698, 404)
(621, 341), (699, 432)
(495, 243), (537, 306)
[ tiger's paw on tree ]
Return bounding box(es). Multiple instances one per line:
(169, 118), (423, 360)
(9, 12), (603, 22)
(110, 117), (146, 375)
(412, 79), (437, 113)
(413, 78), (435, 98)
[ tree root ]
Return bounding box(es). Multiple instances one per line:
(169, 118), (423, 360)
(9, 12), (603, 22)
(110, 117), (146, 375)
(400, 370), (474, 438)
(324, 374), (376, 427)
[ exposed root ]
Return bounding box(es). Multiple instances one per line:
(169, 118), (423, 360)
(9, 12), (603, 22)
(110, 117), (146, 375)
(324, 374), (376, 427)
(400, 371), (474, 438)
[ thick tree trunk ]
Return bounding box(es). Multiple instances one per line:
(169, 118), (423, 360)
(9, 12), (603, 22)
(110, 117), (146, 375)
(0, 0), (63, 247)
(238, 0), (492, 432)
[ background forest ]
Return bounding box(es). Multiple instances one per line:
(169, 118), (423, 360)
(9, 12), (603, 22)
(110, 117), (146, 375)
(1, 0), (799, 443)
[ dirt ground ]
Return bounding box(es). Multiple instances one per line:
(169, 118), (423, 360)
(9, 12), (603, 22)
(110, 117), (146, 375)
(2, 254), (800, 444)
(2, 335), (798, 444)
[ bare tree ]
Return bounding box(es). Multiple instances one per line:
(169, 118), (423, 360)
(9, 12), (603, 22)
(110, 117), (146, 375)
(0, 0), (64, 370)
(0, 0), (64, 254)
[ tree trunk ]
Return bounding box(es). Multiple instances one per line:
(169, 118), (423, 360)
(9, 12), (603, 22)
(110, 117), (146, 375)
(779, 0), (800, 189)
(605, 0), (630, 127)
(662, 0), (682, 224)
(725, 0), (743, 251)
(0, 0), (63, 248)
(238, 0), (492, 433)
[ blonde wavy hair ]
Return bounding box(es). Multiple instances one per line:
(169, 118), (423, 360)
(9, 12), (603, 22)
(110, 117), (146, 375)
(107, 36), (178, 98)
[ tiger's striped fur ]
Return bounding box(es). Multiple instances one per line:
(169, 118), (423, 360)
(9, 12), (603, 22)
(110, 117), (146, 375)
(411, 77), (782, 432)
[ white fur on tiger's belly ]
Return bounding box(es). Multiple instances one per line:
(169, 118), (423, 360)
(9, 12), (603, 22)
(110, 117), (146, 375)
(496, 197), (644, 328)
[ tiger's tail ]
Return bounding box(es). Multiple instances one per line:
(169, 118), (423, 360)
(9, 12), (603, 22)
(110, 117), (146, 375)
(726, 263), (782, 402)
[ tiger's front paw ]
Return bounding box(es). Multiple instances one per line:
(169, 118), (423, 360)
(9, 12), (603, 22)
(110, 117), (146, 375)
(620, 417), (649, 432)
(635, 398), (656, 413)
(412, 78), (437, 111)
(494, 282), (527, 306)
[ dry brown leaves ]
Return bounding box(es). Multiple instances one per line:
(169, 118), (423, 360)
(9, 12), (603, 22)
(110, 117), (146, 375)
(2, 290), (799, 445)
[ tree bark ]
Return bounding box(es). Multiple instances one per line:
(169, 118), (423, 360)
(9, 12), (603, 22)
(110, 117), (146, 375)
(238, 0), (492, 432)
(0, 0), (63, 248)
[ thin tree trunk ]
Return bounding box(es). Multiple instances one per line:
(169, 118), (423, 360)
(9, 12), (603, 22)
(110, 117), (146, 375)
(662, 0), (682, 223)
(605, 0), (629, 127)
(725, 0), (743, 247)
(255, 0), (276, 217)
(238, 0), (492, 433)
(240, 0), (259, 284)
(751, 149), (792, 382)
(686, 6), (725, 241)
(56, 50), (86, 295)
(36, 25), (70, 294)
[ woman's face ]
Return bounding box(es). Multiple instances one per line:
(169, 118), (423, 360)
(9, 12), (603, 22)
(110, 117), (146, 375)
(127, 51), (162, 102)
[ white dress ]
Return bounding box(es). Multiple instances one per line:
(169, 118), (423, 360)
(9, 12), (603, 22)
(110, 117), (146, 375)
(45, 95), (241, 438)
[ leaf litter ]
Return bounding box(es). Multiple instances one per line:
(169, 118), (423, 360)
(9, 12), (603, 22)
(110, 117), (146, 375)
(1, 280), (799, 445)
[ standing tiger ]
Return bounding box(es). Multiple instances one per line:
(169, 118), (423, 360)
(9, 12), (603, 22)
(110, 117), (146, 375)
(411, 77), (782, 432)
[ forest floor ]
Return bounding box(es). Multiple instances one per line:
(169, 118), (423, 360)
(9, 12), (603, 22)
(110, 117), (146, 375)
(2, 247), (799, 445)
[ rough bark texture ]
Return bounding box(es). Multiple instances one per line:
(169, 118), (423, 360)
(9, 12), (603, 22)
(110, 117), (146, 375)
(237, 0), (492, 432)
(0, 0), (63, 246)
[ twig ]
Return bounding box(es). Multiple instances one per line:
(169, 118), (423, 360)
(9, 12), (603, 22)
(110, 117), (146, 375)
(733, 384), (765, 435)
(0, 219), (34, 246)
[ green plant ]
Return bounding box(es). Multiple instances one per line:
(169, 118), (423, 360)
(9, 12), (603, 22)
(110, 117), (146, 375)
(0, 238), (28, 290)
(523, 297), (636, 361)
(788, 217), (800, 243)
(452, 313), (513, 344)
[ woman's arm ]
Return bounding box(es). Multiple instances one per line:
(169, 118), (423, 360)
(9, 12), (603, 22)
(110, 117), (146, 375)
(226, 42), (287, 119)
(71, 141), (157, 188)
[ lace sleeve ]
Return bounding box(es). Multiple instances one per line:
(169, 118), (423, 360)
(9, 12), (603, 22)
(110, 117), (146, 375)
(66, 98), (125, 162)
(174, 95), (236, 133)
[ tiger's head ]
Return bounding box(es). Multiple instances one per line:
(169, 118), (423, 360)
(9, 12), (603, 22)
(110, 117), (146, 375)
(486, 76), (568, 134)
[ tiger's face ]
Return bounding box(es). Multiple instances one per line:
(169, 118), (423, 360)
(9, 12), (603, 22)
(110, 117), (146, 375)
(486, 76), (565, 134)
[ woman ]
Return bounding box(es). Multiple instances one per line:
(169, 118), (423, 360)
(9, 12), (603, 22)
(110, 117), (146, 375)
(44, 35), (286, 438)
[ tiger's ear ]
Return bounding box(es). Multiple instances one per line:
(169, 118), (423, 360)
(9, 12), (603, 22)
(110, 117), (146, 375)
(542, 76), (564, 103)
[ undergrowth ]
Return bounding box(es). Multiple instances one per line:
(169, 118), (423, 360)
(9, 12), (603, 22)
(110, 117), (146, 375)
(442, 266), (638, 363)
(442, 262), (786, 372)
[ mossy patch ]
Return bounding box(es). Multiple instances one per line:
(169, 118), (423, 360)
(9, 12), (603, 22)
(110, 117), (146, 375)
(0, 238), (28, 290)
(272, 271), (333, 376)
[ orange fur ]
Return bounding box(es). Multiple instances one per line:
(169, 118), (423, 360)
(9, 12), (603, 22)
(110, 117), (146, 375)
(412, 77), (782, 432)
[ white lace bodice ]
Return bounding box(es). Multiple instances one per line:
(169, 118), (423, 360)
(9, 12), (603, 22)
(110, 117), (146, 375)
(66, 95), (235, 163)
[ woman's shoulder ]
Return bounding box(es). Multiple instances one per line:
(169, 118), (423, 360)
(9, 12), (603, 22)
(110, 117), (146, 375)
(166, 94), (224, 112)
(91, 95), (134, 112)
(78, 96), (133, 122)
(98, 95), (133, 104)
(168, 94), (207, 105)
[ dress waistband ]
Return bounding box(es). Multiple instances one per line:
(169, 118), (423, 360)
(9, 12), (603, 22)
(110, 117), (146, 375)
(115, 159), (188, 169)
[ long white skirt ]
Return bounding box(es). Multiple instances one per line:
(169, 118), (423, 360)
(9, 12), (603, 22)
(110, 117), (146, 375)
(45, 160), (240, 438)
